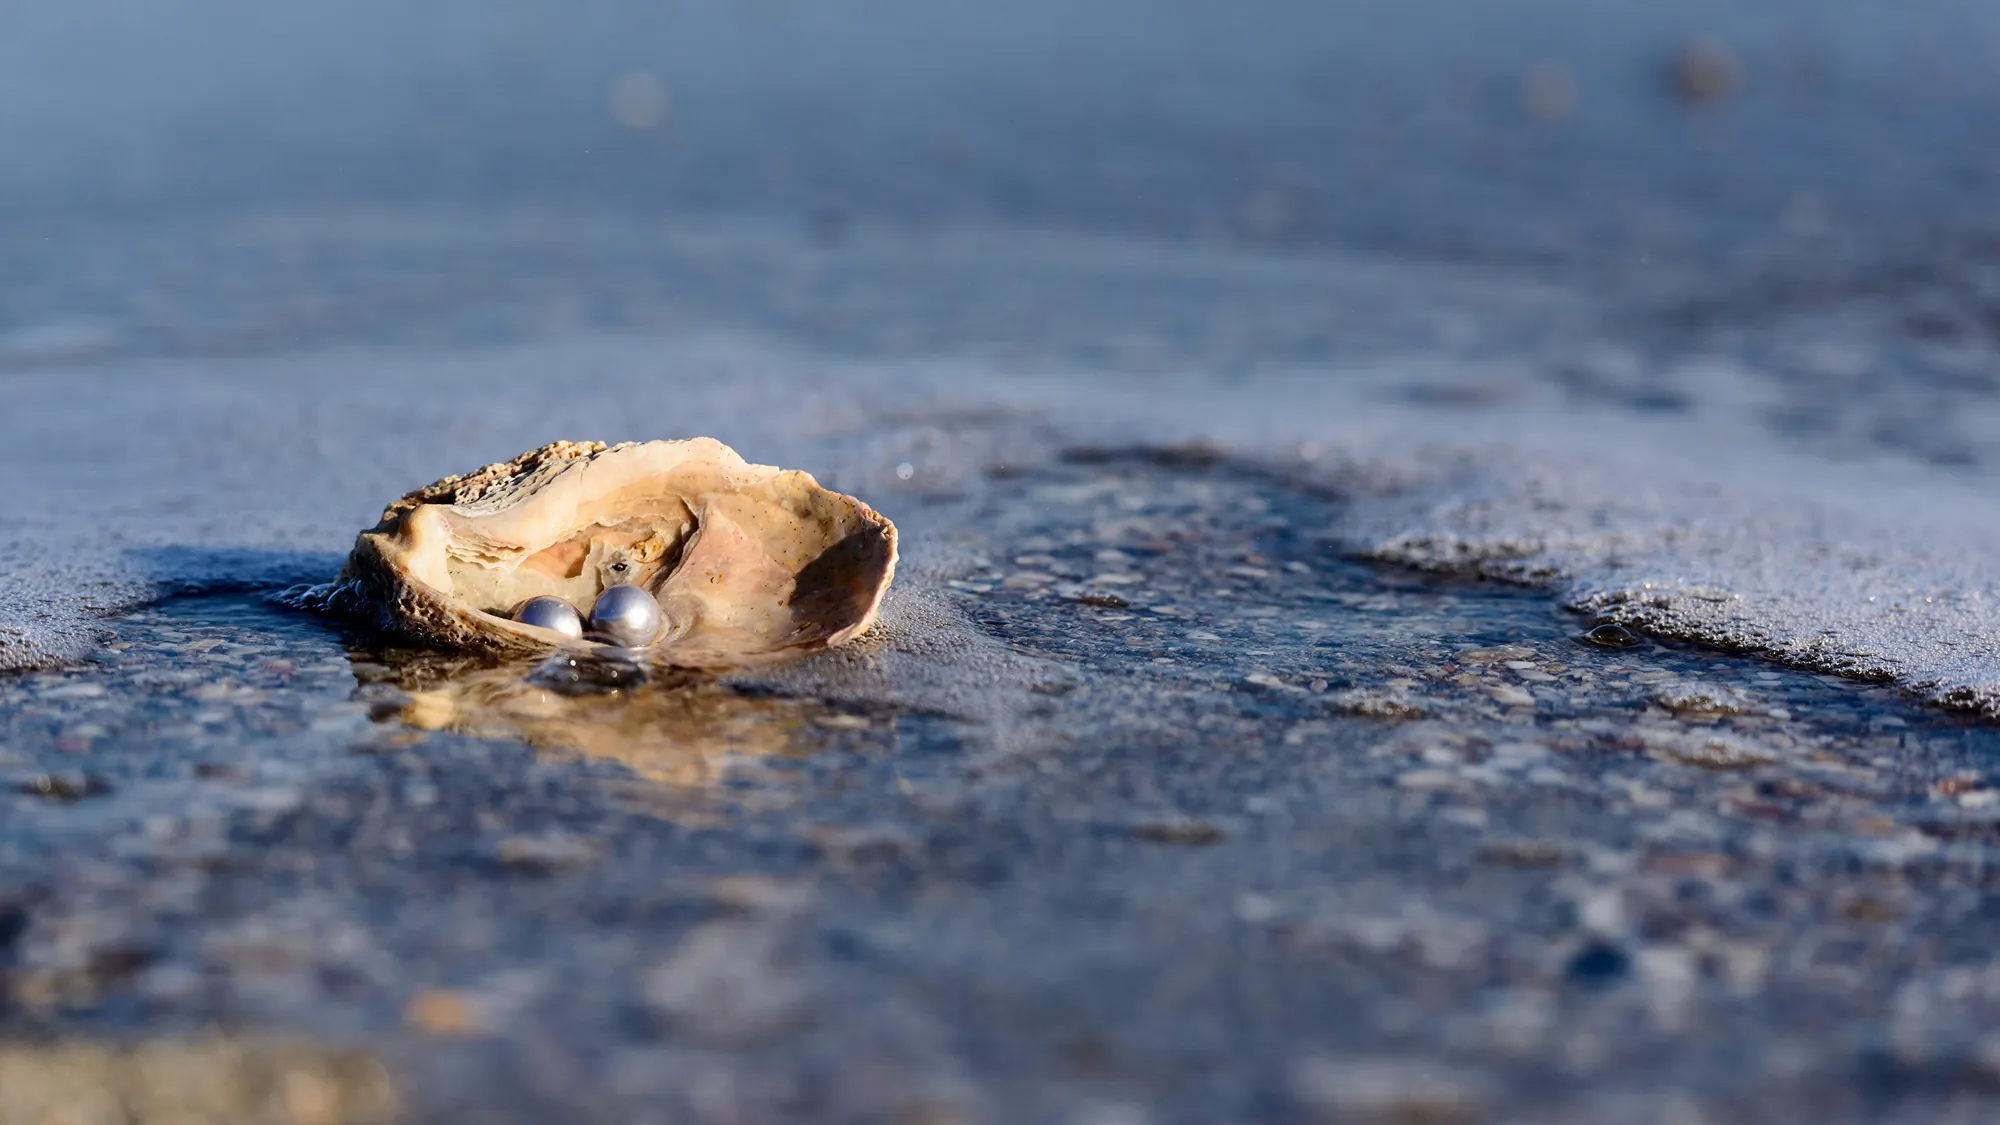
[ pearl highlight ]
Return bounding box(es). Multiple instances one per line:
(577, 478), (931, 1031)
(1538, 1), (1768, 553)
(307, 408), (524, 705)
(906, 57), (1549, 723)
(587, 584), (665, 648)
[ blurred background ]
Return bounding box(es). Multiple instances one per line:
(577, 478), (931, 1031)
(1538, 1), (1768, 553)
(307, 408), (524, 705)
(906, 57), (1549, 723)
(9, 0), (2000, 491)
(8, 0), (2000, 269)
(11, 0), (2000, 476)
(8, 0), (2000, 473)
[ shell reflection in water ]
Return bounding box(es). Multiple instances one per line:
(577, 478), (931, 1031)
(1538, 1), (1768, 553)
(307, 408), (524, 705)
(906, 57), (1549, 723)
(358, 652), (827, 791)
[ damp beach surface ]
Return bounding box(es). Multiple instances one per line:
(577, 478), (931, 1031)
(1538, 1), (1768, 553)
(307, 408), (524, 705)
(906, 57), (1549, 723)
(11, 2), (2000, 1122)
(8, 457), (2000, 1122)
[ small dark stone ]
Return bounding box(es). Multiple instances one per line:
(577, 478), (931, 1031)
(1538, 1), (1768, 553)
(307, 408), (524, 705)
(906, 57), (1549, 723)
(85, 944), (155, 984)
(1075, 592), (1129, 609)
(1630, 390), (1691, 413)
(1842, 896), (1899, 924)
(1578, 623), (1643, 649)
(1059, 1033), (1117, 1076)
(821, 927), (872, 963)
(14, 772), (112, 803)
(1566, 941), (1630, 987)
(0, 902), (28, 952)
(1667, 39), (1740, 105)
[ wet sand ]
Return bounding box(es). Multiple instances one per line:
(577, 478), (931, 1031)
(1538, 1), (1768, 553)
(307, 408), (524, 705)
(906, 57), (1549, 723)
(10, 460), (2000, 1123)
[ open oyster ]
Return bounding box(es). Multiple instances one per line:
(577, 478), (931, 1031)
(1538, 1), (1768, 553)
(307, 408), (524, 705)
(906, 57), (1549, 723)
(338, 439), (897, 668)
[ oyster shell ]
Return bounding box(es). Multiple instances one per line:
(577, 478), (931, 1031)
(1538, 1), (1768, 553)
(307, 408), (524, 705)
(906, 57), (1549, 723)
(340, 438), (896, 667)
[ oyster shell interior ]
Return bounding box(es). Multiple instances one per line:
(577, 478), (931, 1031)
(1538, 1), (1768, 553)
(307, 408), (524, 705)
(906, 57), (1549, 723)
(344, 439), (896, 668)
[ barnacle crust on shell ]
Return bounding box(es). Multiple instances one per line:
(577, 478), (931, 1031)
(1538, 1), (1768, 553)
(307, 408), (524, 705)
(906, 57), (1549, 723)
(340, 438), (897, 668)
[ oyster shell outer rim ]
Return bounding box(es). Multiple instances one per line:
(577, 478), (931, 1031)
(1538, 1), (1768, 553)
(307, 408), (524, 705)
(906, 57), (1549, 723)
(376, 438), (612, 526)
(343, 438), (899, 669)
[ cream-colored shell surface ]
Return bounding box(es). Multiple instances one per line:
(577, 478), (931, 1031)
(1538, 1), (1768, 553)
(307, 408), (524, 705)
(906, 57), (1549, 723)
(340, 438), (897, 668)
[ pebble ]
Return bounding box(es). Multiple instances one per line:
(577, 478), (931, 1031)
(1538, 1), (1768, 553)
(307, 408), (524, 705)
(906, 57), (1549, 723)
(1244, 672), (1303, 691)
(808, 822), (922, 862)
(1087, 573), (1143, 586)
(405, 988), (488, 1037)
(702, 876), (817, 919)
(1234, 893), (1281, 924)
(14, 772), (112, 802)
(1653, 682), (1755, 716)
(1667, 38), (1741, 104)
(495, 832), (603, 874)
(812, 713), (872, 730)
(1567, 941), (1631, 987)
(1394, 770), (1463, 792)
(1126, 815), (1227, 845)
(1460, 645), (1537, 665)
(1331, 687), (1425, 719)
(1660, 734), (1774, 771)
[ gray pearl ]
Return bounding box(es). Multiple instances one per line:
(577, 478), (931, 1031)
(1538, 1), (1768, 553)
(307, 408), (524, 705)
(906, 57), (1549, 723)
(512, 595), (585, 640)
(587, 584), (664, 648)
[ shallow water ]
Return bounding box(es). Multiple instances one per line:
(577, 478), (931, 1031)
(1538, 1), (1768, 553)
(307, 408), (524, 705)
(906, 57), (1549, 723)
(8, 458), (2000, 1122)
